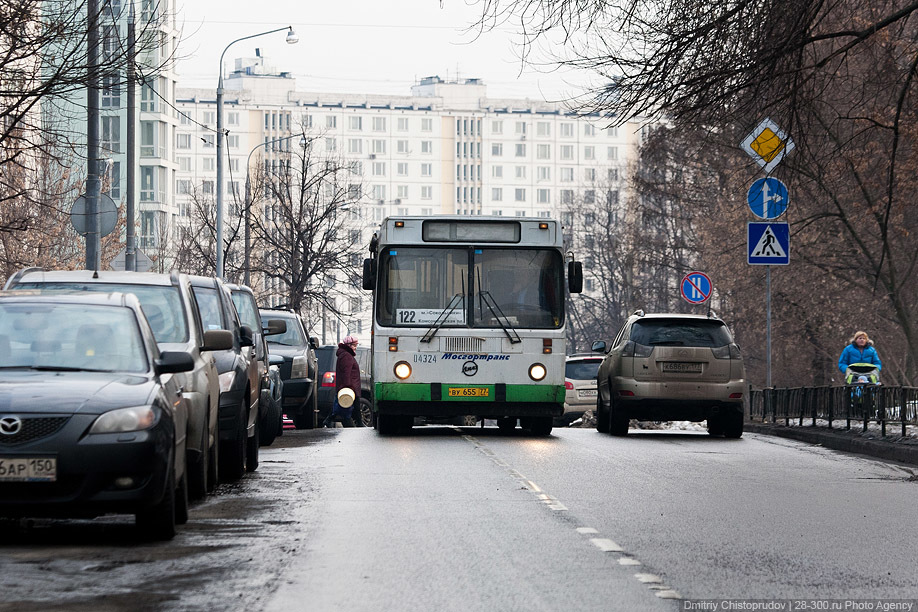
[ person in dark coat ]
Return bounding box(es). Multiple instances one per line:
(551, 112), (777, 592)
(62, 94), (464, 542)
(324, 335), (360, 427)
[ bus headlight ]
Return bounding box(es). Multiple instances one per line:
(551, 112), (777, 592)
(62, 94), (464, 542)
(394, 361), (412, 380)
(529, 363), (546, 381)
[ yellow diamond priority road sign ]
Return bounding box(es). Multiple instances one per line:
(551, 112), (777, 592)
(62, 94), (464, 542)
(740, 118), (795, 173)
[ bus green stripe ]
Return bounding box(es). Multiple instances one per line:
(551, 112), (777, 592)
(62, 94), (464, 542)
(375, 382), (565, 403)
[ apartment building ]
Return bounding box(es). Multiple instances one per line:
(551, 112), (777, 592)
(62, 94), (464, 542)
(175, 57), (644, 340)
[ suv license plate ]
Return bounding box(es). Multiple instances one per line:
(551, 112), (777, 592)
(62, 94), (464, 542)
(577, 389), (597, 399)
(661, 362), (703, 374)
(448, 387), (489, 398)
(0, 457), (57, 482)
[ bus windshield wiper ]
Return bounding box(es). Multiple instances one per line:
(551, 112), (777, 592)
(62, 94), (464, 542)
(477, 291), (521, 344)
(421, 293), (465, 343)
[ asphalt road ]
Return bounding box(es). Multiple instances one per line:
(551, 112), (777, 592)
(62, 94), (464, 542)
(3, 426), (917, 612)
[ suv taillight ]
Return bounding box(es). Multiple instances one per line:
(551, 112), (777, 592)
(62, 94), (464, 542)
(711, 344), (742, 359)
(322, 371), (336, 387)
(621, 340), (653, 358)
(564, 381), (573, 390)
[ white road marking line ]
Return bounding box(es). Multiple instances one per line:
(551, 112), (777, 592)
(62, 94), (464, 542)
(634, 573), (663, 584)
(576, 527), (599, 534)
(655, 590), (682, 599)
(590, 538), (624, 552)
(618, 557), (641, 566)
(525, 480), (542, 492)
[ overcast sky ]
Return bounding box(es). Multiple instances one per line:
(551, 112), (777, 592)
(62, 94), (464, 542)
(174, 0), (594, 102)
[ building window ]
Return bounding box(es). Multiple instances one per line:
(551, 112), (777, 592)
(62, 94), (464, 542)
(372, 117), (386, 132)
(421, 140), (433, 154)
(202, 134), (215, 149)
(584, 124), (596, 136)
(397, 117), (409, 131)
(515, 166), (526, 179)
(421, 163), (432, 177)
(141, 166), (155, 201)
(421, 118), (433, 132)
(421, 185), (432, 199)
(561, 190), (574, 205)
(537, 167), (550, 181)
(492, 120), (503, 134)
(203, 157), (215, 171)
(326, 137), (337, 151)
(176, 179), (192, 195)
(371, 185), (386, 200)
(608, 146), (619, 160)
(397, 162), (408, 176)
(561, 167), (574, 182)
(397, 185), (409, 199)
(536, 122), (550, 136)
(537, 144), (550, 159)
(372, 139), (386, 154)
(102, 116), (121, 153)
(348, 139), (362, 154)
(397, 139), (409, 154)
(537, 189), (550, 204)
(326, 115), (337, 128)
(102, 74), (120, 108)
(372, 162), (386, 176)
(584, 146), (595, 160)
(176, 133), (191, 150)
(515, 121), (526, 135)
(560, 145), (574, 160)
(560, 123), (573, 137)
(349, 116), (363, 130)
(104, 161), (121, 199)
(584, 190), (595, 204)
(178, 156), (192, 171)
(226, 134), (239, 149)
(515, 188), (526, 202)
(515, 144), (526, 157)
(492, 165), (503, 179)
(608, 168), (619, 181)
(607, 126), (619, 137)
(492, 188), (502, 201)
(585, 168), (596, 181)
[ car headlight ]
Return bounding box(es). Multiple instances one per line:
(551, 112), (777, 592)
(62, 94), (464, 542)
(218, 371), (236, 393)
(90, 406), (157, 434)
(394, 361), (411, 380)
(291, 355), (308, 379)
(529, 363), (547, 381)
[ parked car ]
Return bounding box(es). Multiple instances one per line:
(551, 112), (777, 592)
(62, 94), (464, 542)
(315, 344), (373, 427)
(5, 268), (230, 500)
(592, 310), (746, 437)
(560, 354), (603, 426)
(188, 276), (259, 480)
(0, 291), (195, 540)
(226, 283), (287, 446)
(258, 309), (319, 429)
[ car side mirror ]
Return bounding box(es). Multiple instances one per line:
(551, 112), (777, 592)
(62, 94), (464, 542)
(268, 354), (284, 366)
(591, 340), (607, 353)
(568, 261), (583, 294)
(239, 325), (255, 347)
(202, 329), (233, 351)
(263, 319), (286, 336)
(155, 351), (195, 375)
(362, 258), (376, 290)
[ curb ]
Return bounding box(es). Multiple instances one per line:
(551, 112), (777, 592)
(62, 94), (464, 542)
(745, 422), (918, 466)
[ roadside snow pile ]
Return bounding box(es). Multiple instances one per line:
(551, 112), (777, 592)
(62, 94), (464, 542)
(569, 411), (707, 432)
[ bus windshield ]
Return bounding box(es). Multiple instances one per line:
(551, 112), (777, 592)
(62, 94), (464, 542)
(376, 247), (563, 329)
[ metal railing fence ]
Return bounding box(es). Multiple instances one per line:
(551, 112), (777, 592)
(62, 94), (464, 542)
(750, 385), (918, 437)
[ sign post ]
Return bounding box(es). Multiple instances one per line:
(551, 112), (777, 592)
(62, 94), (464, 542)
(741, 118), (795, 389)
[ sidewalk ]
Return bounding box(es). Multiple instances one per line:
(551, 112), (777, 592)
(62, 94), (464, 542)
(745, 420), (918, 466)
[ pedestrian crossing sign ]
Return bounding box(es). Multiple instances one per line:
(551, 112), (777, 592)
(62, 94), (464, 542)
(748, 222), (789, 265)
(740, 118), (795, 174)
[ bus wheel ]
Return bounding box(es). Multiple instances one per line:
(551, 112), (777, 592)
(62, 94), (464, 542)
(529, 417), (553, 436)
(377, 413), (397, 435)
(497, 417), (516, 432)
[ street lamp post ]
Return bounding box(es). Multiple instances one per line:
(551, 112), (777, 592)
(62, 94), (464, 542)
(243, 134), (303, 287)
(216, 26), (298, 279)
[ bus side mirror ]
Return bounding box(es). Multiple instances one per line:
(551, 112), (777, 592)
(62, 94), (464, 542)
(362, 258), (376, 290)
(568, 261), (583, 293)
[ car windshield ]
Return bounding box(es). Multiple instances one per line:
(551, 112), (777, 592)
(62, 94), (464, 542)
(264, 316), (304, 346)
(315, 347), (335, 372)
(14, 282), (189, 344)
(0, 303), (148, 373)
(565, 359), (602, 380)
(630, 319), (732, 348)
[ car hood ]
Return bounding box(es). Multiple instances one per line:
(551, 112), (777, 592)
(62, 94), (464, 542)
(266, 344), (306, 359)
(0, 371), (154, 415)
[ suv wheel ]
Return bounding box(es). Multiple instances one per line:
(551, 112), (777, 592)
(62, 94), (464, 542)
(723, 411), (744, 439)
(707, 415), (725, 436)
(528, 417), (553, 436)
(609, 401), (629, 436)
(595, 398), (611, 433)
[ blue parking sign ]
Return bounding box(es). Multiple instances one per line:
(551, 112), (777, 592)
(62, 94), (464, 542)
(680, 272), (712, 304)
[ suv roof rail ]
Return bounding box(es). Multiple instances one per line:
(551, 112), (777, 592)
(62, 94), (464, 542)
(633, 309), (645, 317)
(169, 270), (181, 285)
(4, 266), (45, 289)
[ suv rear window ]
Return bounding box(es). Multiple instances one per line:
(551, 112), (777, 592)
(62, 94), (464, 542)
(565, 359), (601, 380)
(315, 346), (335, 372)
(630, 319), (732, 348)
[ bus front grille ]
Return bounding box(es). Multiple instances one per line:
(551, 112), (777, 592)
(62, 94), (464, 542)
(443, 336), (485, 354)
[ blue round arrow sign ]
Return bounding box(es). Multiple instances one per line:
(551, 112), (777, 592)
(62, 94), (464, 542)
(747, 177), (789, 219)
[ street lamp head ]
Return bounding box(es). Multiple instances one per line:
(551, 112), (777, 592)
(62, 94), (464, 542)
(286, 27), (299, 44)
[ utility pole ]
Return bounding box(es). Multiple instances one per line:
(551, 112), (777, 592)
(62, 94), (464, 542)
(86, 0), (102, 269)
(125, 1), (136, 271)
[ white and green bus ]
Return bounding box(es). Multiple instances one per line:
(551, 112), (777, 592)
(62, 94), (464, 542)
(362, 216), (582, 435)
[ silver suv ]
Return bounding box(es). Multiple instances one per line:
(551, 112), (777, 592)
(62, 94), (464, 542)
(4, 268), (232, 497)
(591, 311), (746, 437)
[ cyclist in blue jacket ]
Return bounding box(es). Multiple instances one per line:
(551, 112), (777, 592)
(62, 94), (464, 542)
(838, 330), (882, 373)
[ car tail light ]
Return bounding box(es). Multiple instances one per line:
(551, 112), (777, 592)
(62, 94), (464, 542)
(322, 371), (336, 387)
(617, 390), (635, 397)
(564, 381), (573, 390)
(621, 341), (653, 358)
(712, 344), (742, 359)
(729, 392), (743, 399)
